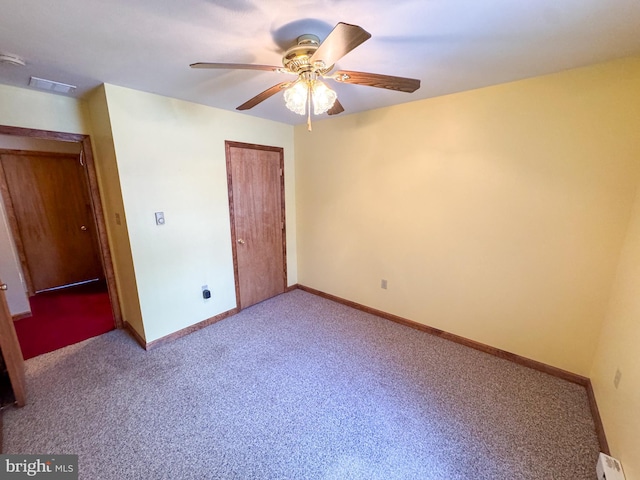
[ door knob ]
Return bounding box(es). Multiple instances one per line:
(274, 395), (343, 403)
(0, 283), (7, 291)
(80, 225), (87, 231)
(237, 239), (245, 245)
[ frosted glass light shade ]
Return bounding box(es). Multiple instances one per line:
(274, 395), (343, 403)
(312, 80), (337, 115)
(284, 79), (337, 116)
(284, 82), (308, 115)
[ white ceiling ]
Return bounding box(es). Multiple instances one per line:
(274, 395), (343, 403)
(1, 0), (640, 125)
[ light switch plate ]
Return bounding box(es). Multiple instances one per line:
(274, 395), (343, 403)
(155, 212), (165, 225)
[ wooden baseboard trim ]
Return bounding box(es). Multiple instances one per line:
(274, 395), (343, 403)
(130, 287), (296, 351)
(298, 284), (588, 385)
(123, 321), (146, 350)
(144, 308), (238, 351)
(11, 312), (32, 322)
(122, 285), (610, 455)
(122, 285), (298, 351)
(296, 284), (611, 452)
(586, 380), (610, 455)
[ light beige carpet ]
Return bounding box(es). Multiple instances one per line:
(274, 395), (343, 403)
(2, 289), (600, 479)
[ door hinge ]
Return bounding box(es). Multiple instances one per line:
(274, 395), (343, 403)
(79, 150), (85, 166)
(279, 168), (283, 177)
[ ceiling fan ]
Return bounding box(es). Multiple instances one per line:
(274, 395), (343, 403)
(191, 22), (421, 129)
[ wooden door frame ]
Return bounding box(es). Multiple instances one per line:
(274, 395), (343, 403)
(0, 125), (122, 329)
(225, 141), (287, 311)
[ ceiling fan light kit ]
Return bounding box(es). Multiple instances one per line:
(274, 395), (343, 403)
(284, 74), (337, 116)
(191, 22), (421, 130)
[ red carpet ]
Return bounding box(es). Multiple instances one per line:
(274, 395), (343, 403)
(14, 281), (115, 360)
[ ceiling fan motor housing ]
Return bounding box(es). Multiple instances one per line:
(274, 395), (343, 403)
(283, 34), (333, 75)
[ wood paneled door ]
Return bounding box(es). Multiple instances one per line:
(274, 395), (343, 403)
(0, 151), (104, 294)
(226, 141), (287, 309)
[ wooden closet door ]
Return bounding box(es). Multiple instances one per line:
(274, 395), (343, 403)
(226, 142), (286, 309)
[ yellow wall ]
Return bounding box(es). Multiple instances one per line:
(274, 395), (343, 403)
(102, 84), (296, 342)
(591, 185), (640, 478)
(86, 86), (145, 339)
(0, 83), (88, 134)
(295, 56), (640, 376)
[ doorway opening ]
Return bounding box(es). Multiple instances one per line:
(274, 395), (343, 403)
(0, 125), (121, 359)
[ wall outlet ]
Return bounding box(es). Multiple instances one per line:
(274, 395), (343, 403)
(202, 285), (211, 300)
(614, 368), (622, 389)
(381, 279), (388, 289)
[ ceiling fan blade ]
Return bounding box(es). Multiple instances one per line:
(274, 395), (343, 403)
(333, 70), (421, 93)
(310, 22), (371, 69)
(236, 82), (292, 111)
(190, 62), (283, 72)
(327, 99), (345, 116)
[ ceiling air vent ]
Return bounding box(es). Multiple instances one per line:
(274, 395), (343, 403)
(29, 76), (76, 94)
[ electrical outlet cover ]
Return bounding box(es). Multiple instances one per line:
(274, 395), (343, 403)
(614, 369), (622, 388)
(596, 452), (626, 480)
